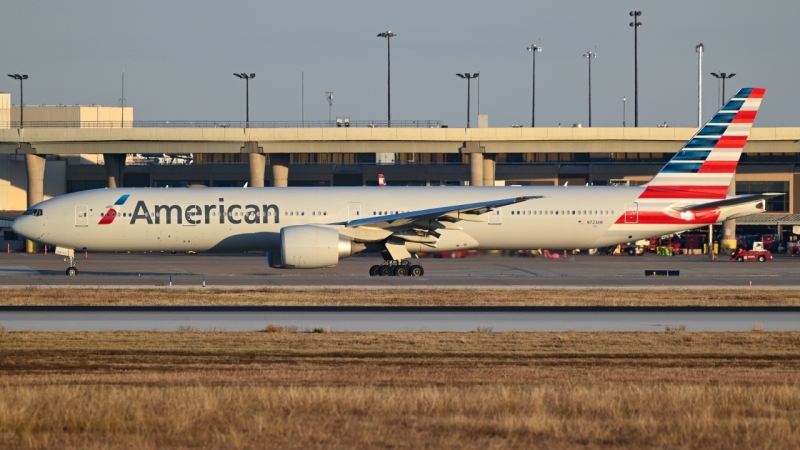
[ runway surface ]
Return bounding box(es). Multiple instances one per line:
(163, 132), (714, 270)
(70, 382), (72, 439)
(2, 306), (799, 332)
(1, 252), (800, 287)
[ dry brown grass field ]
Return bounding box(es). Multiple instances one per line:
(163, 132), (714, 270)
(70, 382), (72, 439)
(2, 287), (800, 306)
(1, 330), (799, 449)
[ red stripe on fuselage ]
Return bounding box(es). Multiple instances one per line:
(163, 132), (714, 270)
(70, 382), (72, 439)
(614, 209), (721, 226)
(98, 208), (117, 225)
(698, 161), (738, 173)
(639, 185), (728, 199)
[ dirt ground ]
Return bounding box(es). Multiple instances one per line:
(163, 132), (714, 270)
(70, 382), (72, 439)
(1, 330), (799, 449)
(4, 287), (800, 306)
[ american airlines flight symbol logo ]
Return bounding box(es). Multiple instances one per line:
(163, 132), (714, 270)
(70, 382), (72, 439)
(98, 194), (130, 225)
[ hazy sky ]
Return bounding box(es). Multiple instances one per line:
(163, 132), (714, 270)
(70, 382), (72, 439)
(2, 0), (798, 127)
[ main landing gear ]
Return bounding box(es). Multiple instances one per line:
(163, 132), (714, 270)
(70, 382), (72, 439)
(369, 261), (424, 277)
(65, 256), (78, 276)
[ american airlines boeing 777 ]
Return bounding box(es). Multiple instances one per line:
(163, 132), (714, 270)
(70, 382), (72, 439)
(12, 88), (777, 276)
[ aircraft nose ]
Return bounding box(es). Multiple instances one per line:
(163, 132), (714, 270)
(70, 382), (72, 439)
(11, 216), (29, 238)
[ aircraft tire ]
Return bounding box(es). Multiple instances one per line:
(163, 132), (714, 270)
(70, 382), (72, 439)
(66, 267), (78, 276)
(409, 265), (424, 277)
(627, 248), (636, 256)
(394, 265), (408, 276)
(378, 265), (393, 276)
(369, 265), (380, 276)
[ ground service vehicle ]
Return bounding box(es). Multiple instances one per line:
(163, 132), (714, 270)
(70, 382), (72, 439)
(731, 249), (773, 262)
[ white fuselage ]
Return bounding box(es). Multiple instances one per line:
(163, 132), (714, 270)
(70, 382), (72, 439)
(12, 186), (759, 255)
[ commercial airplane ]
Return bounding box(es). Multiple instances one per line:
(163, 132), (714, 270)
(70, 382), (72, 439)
(13, 87), (777, 276)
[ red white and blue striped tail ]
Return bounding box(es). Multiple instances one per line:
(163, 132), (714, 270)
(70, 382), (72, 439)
(641, 87), (764, 200)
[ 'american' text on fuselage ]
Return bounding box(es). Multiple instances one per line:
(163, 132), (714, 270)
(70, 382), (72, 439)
(128, 200), (280, 225)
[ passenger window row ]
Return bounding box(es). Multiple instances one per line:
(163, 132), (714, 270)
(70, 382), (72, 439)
(510, 210), (614, 216)
(285, 212), (327, 216)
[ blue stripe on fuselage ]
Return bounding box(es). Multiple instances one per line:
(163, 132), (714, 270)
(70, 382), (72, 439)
(114, 194), (130, 205)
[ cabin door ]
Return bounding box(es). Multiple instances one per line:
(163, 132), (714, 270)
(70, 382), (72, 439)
(624, 202), (639, 224)
(75, 204), (89, 227)
(488, 208), (502, 225)
(348, 203), (361, 222)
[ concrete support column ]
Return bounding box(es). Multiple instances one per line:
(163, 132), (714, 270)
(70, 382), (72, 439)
(25, 154), (46, 208)
(461, 141), (486, 187)
(103, 154), (126, 188)
(721, 177), (737, 253)
(25, 153), (46, 253)
(469, 153), (484, 186)
(482, 154), (496, 187)
(248, 153), (266, 187)
(270, 153), (290, 187)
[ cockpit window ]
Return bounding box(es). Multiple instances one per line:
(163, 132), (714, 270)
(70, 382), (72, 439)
(22, 209), (43, 216)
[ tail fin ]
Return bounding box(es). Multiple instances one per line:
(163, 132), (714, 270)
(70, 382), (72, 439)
(642, 87), (765, 199)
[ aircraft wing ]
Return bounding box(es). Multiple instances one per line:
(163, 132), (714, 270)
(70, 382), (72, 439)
(344, 196), (541, 230)
(671, 193), (783, 212)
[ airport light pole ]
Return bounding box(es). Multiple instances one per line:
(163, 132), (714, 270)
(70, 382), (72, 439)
(527, 44), (542, 127)
(623, 96), (627, 127)
(118, 70), (126, 128)
(629, 11), (642, 127)
(7, 74), (28, 128)
(711, 72), (735, 106)
(326, 91), (334, 123)
(583, 51), (596, 127)
(456, 73), (479, 128)
(233, 73), (256, 127)
(477, 72), (480, 116)
(377, 31), (396, 127)
(696, 43), (704, 127)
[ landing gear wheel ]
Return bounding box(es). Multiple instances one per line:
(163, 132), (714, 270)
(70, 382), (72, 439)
(66, 267), (78, 276)
(409, 265), (424, 277)
(379, 265), (393, 276)
(369, 265), (380, 276)
(758, 255), (766, 262)
(627, 248), (636, 256)
(394, 265), (408, 276)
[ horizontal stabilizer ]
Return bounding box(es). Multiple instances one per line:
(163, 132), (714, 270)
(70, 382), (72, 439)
(671, 193), (783, 212)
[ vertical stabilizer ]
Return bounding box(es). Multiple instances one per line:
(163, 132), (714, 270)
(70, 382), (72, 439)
(642, 87), (765, 199)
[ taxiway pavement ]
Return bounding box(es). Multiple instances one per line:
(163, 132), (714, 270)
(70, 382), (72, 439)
(1, 306), (797, 332)
(1, 252), (799, 288)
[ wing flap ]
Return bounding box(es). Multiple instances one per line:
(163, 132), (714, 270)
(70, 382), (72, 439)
(344, 196), (541, 230)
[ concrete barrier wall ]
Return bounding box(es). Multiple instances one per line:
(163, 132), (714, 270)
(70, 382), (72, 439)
(1, 127), (797, 155)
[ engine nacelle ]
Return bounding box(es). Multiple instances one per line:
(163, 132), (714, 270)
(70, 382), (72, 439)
(280, 225), (354, 268)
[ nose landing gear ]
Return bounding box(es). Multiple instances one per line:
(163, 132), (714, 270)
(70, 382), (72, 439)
(369, 261), (424, 277)
(65, 256), (78, 276)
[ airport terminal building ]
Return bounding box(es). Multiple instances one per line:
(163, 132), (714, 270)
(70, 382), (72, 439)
(2, 96), (800, 249)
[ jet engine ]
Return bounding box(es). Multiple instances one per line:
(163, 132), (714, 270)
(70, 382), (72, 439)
(279, 225), (357, 268)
